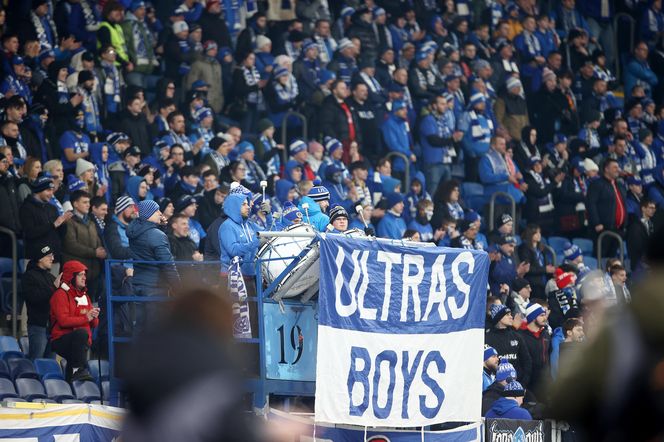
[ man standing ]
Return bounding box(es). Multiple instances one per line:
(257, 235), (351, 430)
(127, 200), (180, 296)
(519, 303), (551, 398)
(485, 304), (533, 386)
(381, 100), (416, 179)
(320, 79), (361, 162)
(20, 175), (72, 268)
(61, 190), (106, 301)
(627, 199), (656, 272)
(21, 245), (56, 360)
(587, 158), (627, 257)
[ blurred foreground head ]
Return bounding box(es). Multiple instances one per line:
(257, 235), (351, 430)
(548, 226), (664, 441)
(122, 288), (262, 442)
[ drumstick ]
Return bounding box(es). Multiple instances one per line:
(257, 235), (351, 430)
(302, 202), (311, 225)
(355, 205), (368, 228)
(260, 180), (267, 202)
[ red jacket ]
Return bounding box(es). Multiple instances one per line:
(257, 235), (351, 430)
(49, 260), (98, 345)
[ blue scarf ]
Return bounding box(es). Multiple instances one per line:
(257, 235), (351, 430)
(101, 61), (120, 114)
(469, 110), (493, 142)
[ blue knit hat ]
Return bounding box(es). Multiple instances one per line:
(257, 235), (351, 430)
(525, 303), (546, 324)
(484, 345), (498, 362)
(289, 139), (307, 156)
(283, 201), (302, 223)
(563, 242), (582, 262)
(138, 200), (160, 221)
(67, 175), (85, 192)
(626, 175), (643, 186)
(502, 380), (525, 397)
(324, 136), (343, 154)
(341, 6), (355, 17)
(373, 7), (386, 18)
(30, 175), (54, 193)
(329, 204), (348, 224)
(308, 179), (330, 202)
(415, 50), (429, 62)
(273, 65), (289, 78)
(237, 141), (254, 156)
(302, 40), (317, 54)
(465, 209), (481, 223)
(385, 192), (404, 209)
(391, 99), (407, 112)
(553, 133), (568, 145)
(229, 182), (253, 199)
(489, 304), (510, 324)
(175, 194), (197, 213)
(319, 69), (336, 84)
(130, 0), (145, 11)
(495, 359), (517, 382)
(468, 92), (486, 108)
(194, 106), (213, 123)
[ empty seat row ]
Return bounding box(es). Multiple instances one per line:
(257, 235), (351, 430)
(0, 377), (106, 404)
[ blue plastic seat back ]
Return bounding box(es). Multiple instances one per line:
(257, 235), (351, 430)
(44, 379), (74, 402)
(8, 358), (38, 380)
(72, 380), (101, 403)
(0, 360), (10, 379)
(548, 236), (570, 254)
(15, 378), (46, 401)
(34, 358), (64, 380)
(572, 238), (594, 256)
(0, 378), (17, 400)
(87, 360), (110, 382)
(0, 336), (23, 361)
(584, 256), (599, 271)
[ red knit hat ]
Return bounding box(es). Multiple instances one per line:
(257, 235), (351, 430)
(555, 268), (576, 289)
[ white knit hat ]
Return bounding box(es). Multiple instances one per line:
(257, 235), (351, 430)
(75, 158), (95, 177)
(255, 35), (271, 50)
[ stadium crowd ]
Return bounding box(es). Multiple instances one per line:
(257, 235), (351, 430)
(0, 0), (662, 416)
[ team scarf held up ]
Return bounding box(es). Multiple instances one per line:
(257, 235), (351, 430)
(30, 10), (58, 51)
(101, 60), (121, 114)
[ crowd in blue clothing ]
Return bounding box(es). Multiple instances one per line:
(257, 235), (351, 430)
(0, 0), (663, 422)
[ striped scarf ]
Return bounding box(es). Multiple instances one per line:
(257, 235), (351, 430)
(274, 75), (299, 103)
(469, 110), (493, 142)
(486, 148), (508, 178)
(127, 13), (154, 66)
(528, 170), (554, 213)
(523, 31), (541, 56)
(101, 61), (121, 114)
(30, 11), (58, 51)
(80, 0), (100, 31)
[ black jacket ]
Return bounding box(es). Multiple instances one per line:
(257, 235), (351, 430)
(319, 94), (362, 144)
(517, 244), (550, 300)
(482, 381), (504, 415)
(168, 234), (197, 261)
(21, 261), (55, 327)
(518, 326), (551, 398)
(555, 175), (586, 218)
(627, 217), (653, 272)
(116, 110), (152, 156)
(19, 196), (63, 261)
(199, 10), (232, 52)
(347, 17), (378, 62)
(0, 171), (20, 235)
(587, 176), (628, 231)
(104, 217), (132, 260)
(204, 216), (225, 261)
(485, 327), (533, 387)
(523, 171), (557, 223)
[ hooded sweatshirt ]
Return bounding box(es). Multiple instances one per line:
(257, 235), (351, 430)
(298, 195), (330, 232)
(485, 397), (533, 420)
(49, 260), (98, 345)
(219, 192), (261, 275)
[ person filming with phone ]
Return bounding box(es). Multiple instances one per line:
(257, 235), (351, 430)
(49, 260), (100, 382)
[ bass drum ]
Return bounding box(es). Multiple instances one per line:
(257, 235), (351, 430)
(256, 223), (320, 300)
(343, 228), (367, 238)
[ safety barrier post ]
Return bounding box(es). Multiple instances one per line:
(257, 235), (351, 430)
(280, 111), (308, 165)
(543, 244), (557, 267)
(0, 227), (18, 339)
(488, 192), (516, 234)
(596, 230), (625, 264)
(384, 151), (410, 192)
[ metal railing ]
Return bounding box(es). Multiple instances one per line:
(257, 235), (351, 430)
(280, 111), (308, 165)
(384, 151), (410, 192)
(543, 244), (557, 267)
(488, 191), (516, 234)
(596, 230), (625, 264)
(0, 227), (18, 338)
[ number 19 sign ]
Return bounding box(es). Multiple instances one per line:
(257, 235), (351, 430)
(263, 303), (318, 382)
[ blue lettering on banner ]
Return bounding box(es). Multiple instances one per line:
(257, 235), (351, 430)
(316, 234), (489, 426)
(319, 235), (489, 334)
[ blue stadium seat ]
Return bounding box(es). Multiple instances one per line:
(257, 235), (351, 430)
(18, 337), (28, 355)
(72, 380), (101, 403)
(584, 257), (599, 271)
(87, 359), (109, 382)
(572, 238), (594, 256)
(0, 378), (18, 400)
(0, 336), (23, 361)
(34, 359), (64, 380)
(8, 358), (38, 380)
(15, 378), (47, 402)
(548, 236), (569, 254)
(460, 182), (486, 212)
(0, 360), (10, 380)
(44, 379), (75, 403)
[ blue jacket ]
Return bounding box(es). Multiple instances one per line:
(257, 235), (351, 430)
(404, 171), (431, 224)
(127, 218), (180, 290)
(486, 397), (533, 420)
(377, 211), (407, 239)
(59, 130), (91, 171)
(275, 179), (296, 206)
(479, 150), (525, 204)
(624, 58), (658, 98)
(420, 111), (455, 164)
(381, 114), (414, 172)
(219, 193), (261, 275)
(408, 219), (434, 242)
(549, 326), (565, 379)
(490, 252), (517, 296)
(459, 111), (492, 157)
(298, 195), (330, 232)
